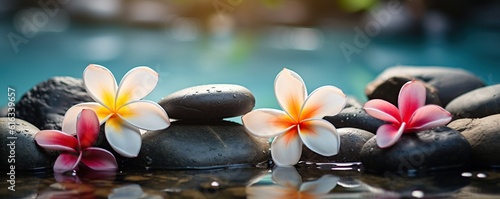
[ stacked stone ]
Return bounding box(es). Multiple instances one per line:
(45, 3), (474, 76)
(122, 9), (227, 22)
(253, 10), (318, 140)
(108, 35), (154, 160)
(135, 84), (270, 169)
(359, 66), (500, 173)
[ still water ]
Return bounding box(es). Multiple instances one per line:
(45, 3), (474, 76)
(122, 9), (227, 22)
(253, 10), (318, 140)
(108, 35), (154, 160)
(1, 163), (500, 198)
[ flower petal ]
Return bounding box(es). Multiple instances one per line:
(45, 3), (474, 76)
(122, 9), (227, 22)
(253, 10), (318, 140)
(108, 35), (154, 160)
(398, 81), (426, 123)
(116, 66), (158, 108)
(298, 119), (340, 156)
(83, 64), (118, 110)
(81, 147), (118, 171)
(299, 175), (339, 194)
(300, 86), (346, 119)
(376, 123), (405, 148)
(118, 100), (170, 130)
(364, 99), (401, 124)
(62, 102), (112, 135)
(407, 105), (452, 130)
(109, 184), (144, 199)
(35, 130), (78, 153)
(275, 68), (307, 121)
(77, 109), (100, 150)
(272, 166), (301, 189)
(105, 118), (141, 157)
(246, 186), (292, 199)
(271, 128), (303, 166)
(53, 153), (80, 173)
(242, 109), (295, 138)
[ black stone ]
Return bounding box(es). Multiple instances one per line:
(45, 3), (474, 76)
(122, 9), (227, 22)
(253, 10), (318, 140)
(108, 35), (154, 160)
(133, 120), (270, 169)
(445, 84), (500, 120)
(15, 77), (93, 130)
(448, 114), (500, 167)
(159, 84), (255, 120)
(300, 128), (374, 163)
(365, 76), (442, 106)
(366, 66), (485, 106)
(360, 126), (471, 174)
(0, 118), (53, 171)
(324, 106), (385, 134)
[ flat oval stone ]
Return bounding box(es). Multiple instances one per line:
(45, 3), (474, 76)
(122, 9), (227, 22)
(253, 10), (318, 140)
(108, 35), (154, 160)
(448, 114), (500, 167)
(360, 126), (471, 174)
(366, 66), (485, 106)
(133, 120), (270, 169)
(445, 84), (500, 120)
(0, 118), (53, 171)
(300, 128), (374, 163)
(159, 84), (255, 120)
(15, 76), (93, 130)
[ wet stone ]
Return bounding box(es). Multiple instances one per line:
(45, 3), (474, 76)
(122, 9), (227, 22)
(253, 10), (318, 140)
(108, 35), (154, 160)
(448, 114), (500, 167)
(159, 84), (255, 120)
(360, 126), (471, 174)
(15, 76), (93, 130)
(445, 84), (500, 120)
(0, 118), (53, 171)
(365, 66), (485, 106)
(324, 106), (385, 134)
(133, 120), (270, 169)
(300, 128), (374, 163)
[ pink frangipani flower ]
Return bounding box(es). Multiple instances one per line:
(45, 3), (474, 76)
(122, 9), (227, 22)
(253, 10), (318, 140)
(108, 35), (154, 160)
(242, 68), (346, 166)
(63, 64), (170, 158)
(363, 80), (452, 148)
(35, 109), (118, 173)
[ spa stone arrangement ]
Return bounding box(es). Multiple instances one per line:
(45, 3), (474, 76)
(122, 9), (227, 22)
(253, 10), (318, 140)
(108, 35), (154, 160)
(1, 65), (500, 175)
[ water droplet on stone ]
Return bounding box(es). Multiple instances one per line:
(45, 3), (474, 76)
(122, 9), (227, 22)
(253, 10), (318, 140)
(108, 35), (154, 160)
(353, 114), (357, 117)
(477, 173), (487, 178)
(233, 94), (237, 98)
(461, 172), (473, 177)
(211, 181), (220, 187)
(146, 156), (153, 165)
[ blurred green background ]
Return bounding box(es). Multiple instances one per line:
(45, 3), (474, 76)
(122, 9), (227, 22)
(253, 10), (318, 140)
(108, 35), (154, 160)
(1, 0), (499, 112)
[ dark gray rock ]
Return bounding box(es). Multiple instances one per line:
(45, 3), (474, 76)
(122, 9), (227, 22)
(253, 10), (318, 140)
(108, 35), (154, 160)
(300, 128), (374, 163)
(0, 118), (52, 171)
(159, 84), (255, 120)
(360, 126), (471, 174)
(365, 76), (442, 106)
(448, 114), (500, 167)
(15, 77), (93, 130)
(366, 66), (485, 106)
(133, 120), (270, 169)
(445, 84), (500, 120)
(324, 106), (385, 134)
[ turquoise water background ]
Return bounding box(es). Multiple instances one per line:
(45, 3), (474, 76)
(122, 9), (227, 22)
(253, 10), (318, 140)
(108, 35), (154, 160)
(1, 21), (499, 114)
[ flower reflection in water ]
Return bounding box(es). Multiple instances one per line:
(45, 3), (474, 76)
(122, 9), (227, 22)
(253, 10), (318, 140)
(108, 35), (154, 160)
(38, 171), (116, 199)
(247, 166), (339, 199)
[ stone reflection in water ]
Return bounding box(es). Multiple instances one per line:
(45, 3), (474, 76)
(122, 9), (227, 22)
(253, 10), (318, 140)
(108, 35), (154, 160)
(135, 167), (268, 198)
(359, 170), (470, 198)
(246, 166), (339, 199)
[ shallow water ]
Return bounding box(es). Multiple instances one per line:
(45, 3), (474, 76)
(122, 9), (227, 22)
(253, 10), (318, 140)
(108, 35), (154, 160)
(2, 163), (500, 198)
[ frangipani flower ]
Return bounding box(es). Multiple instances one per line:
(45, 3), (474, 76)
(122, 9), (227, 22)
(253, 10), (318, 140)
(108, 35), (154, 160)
(35, 109), (118, 172)
(247, 166), (339, 199)
(363, 80), (452, 148)
(63, 64), (170, 157)
(242, 68), (346, 166)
